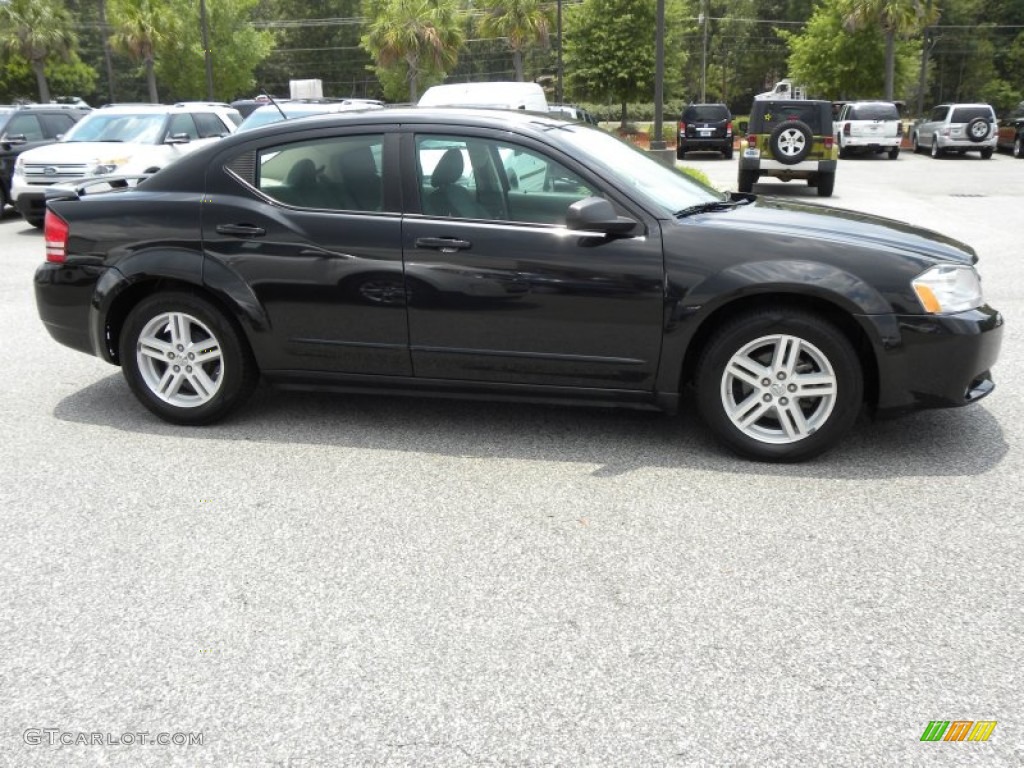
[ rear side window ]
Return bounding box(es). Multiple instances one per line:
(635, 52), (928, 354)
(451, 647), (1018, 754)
(194, 112), (229, 138)
(849, 103), (899, 121)
(167, 113), (199, 140)
(256, 134), (385, 212)
(684, 105), (730, 122)
(40, 113), (77, 137)
(950, 106), (993, 123)
(930, 106), (949, 122)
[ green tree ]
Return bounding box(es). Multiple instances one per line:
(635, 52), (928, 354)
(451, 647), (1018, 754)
(564, 0), (686, 126)
(0, 0), (77, 102)
(108, 0), (175, 102)
(361, 0), (465, 102)
(477, 0), (551, 82)
(838, 0), (939, 100)
(156, 0), (274, 101)
(785, 0), (918, 99)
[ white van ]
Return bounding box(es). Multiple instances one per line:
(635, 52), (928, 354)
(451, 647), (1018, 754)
(418, 82), (548, 112)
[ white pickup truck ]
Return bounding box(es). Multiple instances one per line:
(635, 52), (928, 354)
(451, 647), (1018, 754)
(834, 101), (902, 159)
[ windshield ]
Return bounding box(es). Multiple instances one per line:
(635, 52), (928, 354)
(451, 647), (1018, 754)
(951, 106), (993, 123)
(63, 113), (166, 143)
(556, 124), (721, 215)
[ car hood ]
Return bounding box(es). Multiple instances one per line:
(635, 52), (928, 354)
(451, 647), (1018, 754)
(20, 141), (151, 163)
(701, 196), (976, 265)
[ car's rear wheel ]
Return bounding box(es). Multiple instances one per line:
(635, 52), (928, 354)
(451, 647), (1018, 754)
(838, 139), (850, 159)
(723, 146), (733, 160)
(769, 121), (813, 165)
(980, 147), (993, 159)
(888, 147), (899, 160)
(676, 145), (687, 160)
(120, 292), (258, 425)
(931, 139), (943, 158)
(1014, 134), (1023, 158)
(737, 169), (756, 193)
(696, 309), (863, 462)
(815, 172), (835, 197)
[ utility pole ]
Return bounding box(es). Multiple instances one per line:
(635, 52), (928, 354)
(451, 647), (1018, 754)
(556, 0), (563, 104)
(700, 0), (708, 103)
(652, 0), (665, 149)
(200, 0), (215, 100)
(98, 0), (117, 103)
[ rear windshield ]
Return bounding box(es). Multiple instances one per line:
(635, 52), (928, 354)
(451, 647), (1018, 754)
(849, 103), (899, 120)
(684, 105), (729, 121)
(950, 106), (993, 122)
(755, 103), (826, 132)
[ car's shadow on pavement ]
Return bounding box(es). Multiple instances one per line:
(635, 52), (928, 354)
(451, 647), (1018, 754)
(53, 373), (1007, 480)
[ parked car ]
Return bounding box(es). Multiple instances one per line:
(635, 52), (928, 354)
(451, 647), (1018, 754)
(996, 100), (1024, 158)
(0, 102), (92, 211)
(738, 99), (837, 196)
(834, 100), (902, 159)
(677, 103), (733, 159)
(11, 102), (242, 227)
(911, 103), (997, 158)
(418, 82), (548, 112)
(34, 108), (1002, 462)
(237, 99), (384, 132)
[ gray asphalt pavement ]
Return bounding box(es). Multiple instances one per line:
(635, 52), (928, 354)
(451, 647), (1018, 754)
(1, 148), (1021, 767)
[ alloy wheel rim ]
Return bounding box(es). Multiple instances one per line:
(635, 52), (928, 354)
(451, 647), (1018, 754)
(778, 128), (806, 157)
(136, 311), (224, 407)
(720, 334), (838, 445)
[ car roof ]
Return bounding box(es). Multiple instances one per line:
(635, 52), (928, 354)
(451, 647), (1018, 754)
(95, 103), (236, 114)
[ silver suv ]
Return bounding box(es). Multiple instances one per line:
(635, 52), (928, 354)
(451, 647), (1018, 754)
(11, 102), (241, 227)
(912, 103), (997, 159)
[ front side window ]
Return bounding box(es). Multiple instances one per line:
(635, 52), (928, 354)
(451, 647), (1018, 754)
(256, 134), (385, 212)
(4, 114), (44, 141)
(416, 134), (597, 225)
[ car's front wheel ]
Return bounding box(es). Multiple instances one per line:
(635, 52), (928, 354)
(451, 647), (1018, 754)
(119, 292), (258, 425)
(1015, 134), (1023, 158)
(931, 139), (943, 158)
(696, 309), (863, 462)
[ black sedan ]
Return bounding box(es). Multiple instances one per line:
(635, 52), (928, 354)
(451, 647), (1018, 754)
(34, 108), (1002, 462)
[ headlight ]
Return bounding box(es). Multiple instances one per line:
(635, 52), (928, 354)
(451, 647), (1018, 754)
(13, 156), (24, 176)
(912, 265), (983, 314)
(88, 157), (130, 176)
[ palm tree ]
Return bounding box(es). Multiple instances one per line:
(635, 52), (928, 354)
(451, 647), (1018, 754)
(477, 0), (552, 83)
(0, 0), (76, 103)
(363, 0), (465, 102)
(108, 0), (175, 103)
(840, 0), (940, 100)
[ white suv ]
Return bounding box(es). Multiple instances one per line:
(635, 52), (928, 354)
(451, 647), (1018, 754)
(834, 101), (902, 159)
(12, 102), (241, 227)
(911, 103), (997, 159)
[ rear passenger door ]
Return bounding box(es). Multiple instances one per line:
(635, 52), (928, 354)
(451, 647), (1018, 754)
(202, 129), (410, 375)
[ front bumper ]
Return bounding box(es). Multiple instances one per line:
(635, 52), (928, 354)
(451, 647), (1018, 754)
(866, 306), (1003, 412)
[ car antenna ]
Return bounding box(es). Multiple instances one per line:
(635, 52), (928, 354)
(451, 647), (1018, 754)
(258, 85), (288, 121)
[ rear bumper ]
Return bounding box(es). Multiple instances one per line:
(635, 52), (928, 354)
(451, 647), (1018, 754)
(34, 262), (107, 358)
(865, 306), (1003, 412)
(936, 135), (998, 150)
(843, 136), (901, 149)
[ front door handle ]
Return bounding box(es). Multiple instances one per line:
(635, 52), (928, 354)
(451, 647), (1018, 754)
(216, 223), (266, 237)
(415, 236), (471, 253)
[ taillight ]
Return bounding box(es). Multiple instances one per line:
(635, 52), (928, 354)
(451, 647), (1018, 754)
(824, 136), (834, 149)
(748, 135), (757, 148)
(725, 120), (733, 136)
(678, 121), (687, 134)
(44, 210), (68, 264)
(843, 123), (851, 136)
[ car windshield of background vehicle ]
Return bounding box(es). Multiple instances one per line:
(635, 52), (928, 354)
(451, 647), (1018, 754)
(557, 125), (721, 216)
(951, 107), (993, 122)
(63, 113), (166, 143)
(850, 104), (899, 120)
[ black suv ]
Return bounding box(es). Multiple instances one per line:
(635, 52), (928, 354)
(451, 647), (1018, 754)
(677, 103), (733, 159)
(0, 103), (91, 210)
(738, 99), (837, 196)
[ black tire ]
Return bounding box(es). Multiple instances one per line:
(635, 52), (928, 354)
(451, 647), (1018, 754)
(1014, 134), (1023, 159)
(888, 147), (899, 160)
(676, 145), (687, 160)
(26, 215), (44, 228)
(722, 146), (733, 160)
(737, 169), (756, 193)
(695, 308), (863, 462)
(816, 171), (835, 197)
(912, 134), (922, 154)
(838, 138), (850, 159)
(966, 117), (990, 143)
(119, 292), (258, 425)
(769, 120), (812, 165)
(980, 147), (993, 159)
(930, 139), (943, 158)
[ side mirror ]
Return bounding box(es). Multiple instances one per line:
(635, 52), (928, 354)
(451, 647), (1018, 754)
(738, 121), (748, 133)
(1, 133), (27, 146)
(165, 133), (192, 144)
(566, 197), (637, 235)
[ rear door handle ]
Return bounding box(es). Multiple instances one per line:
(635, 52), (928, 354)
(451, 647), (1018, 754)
(415, 237), (471, 253)
(216, 223), (266, 237)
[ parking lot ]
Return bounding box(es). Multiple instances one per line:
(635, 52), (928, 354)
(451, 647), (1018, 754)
(1, 149), (1021, 766)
